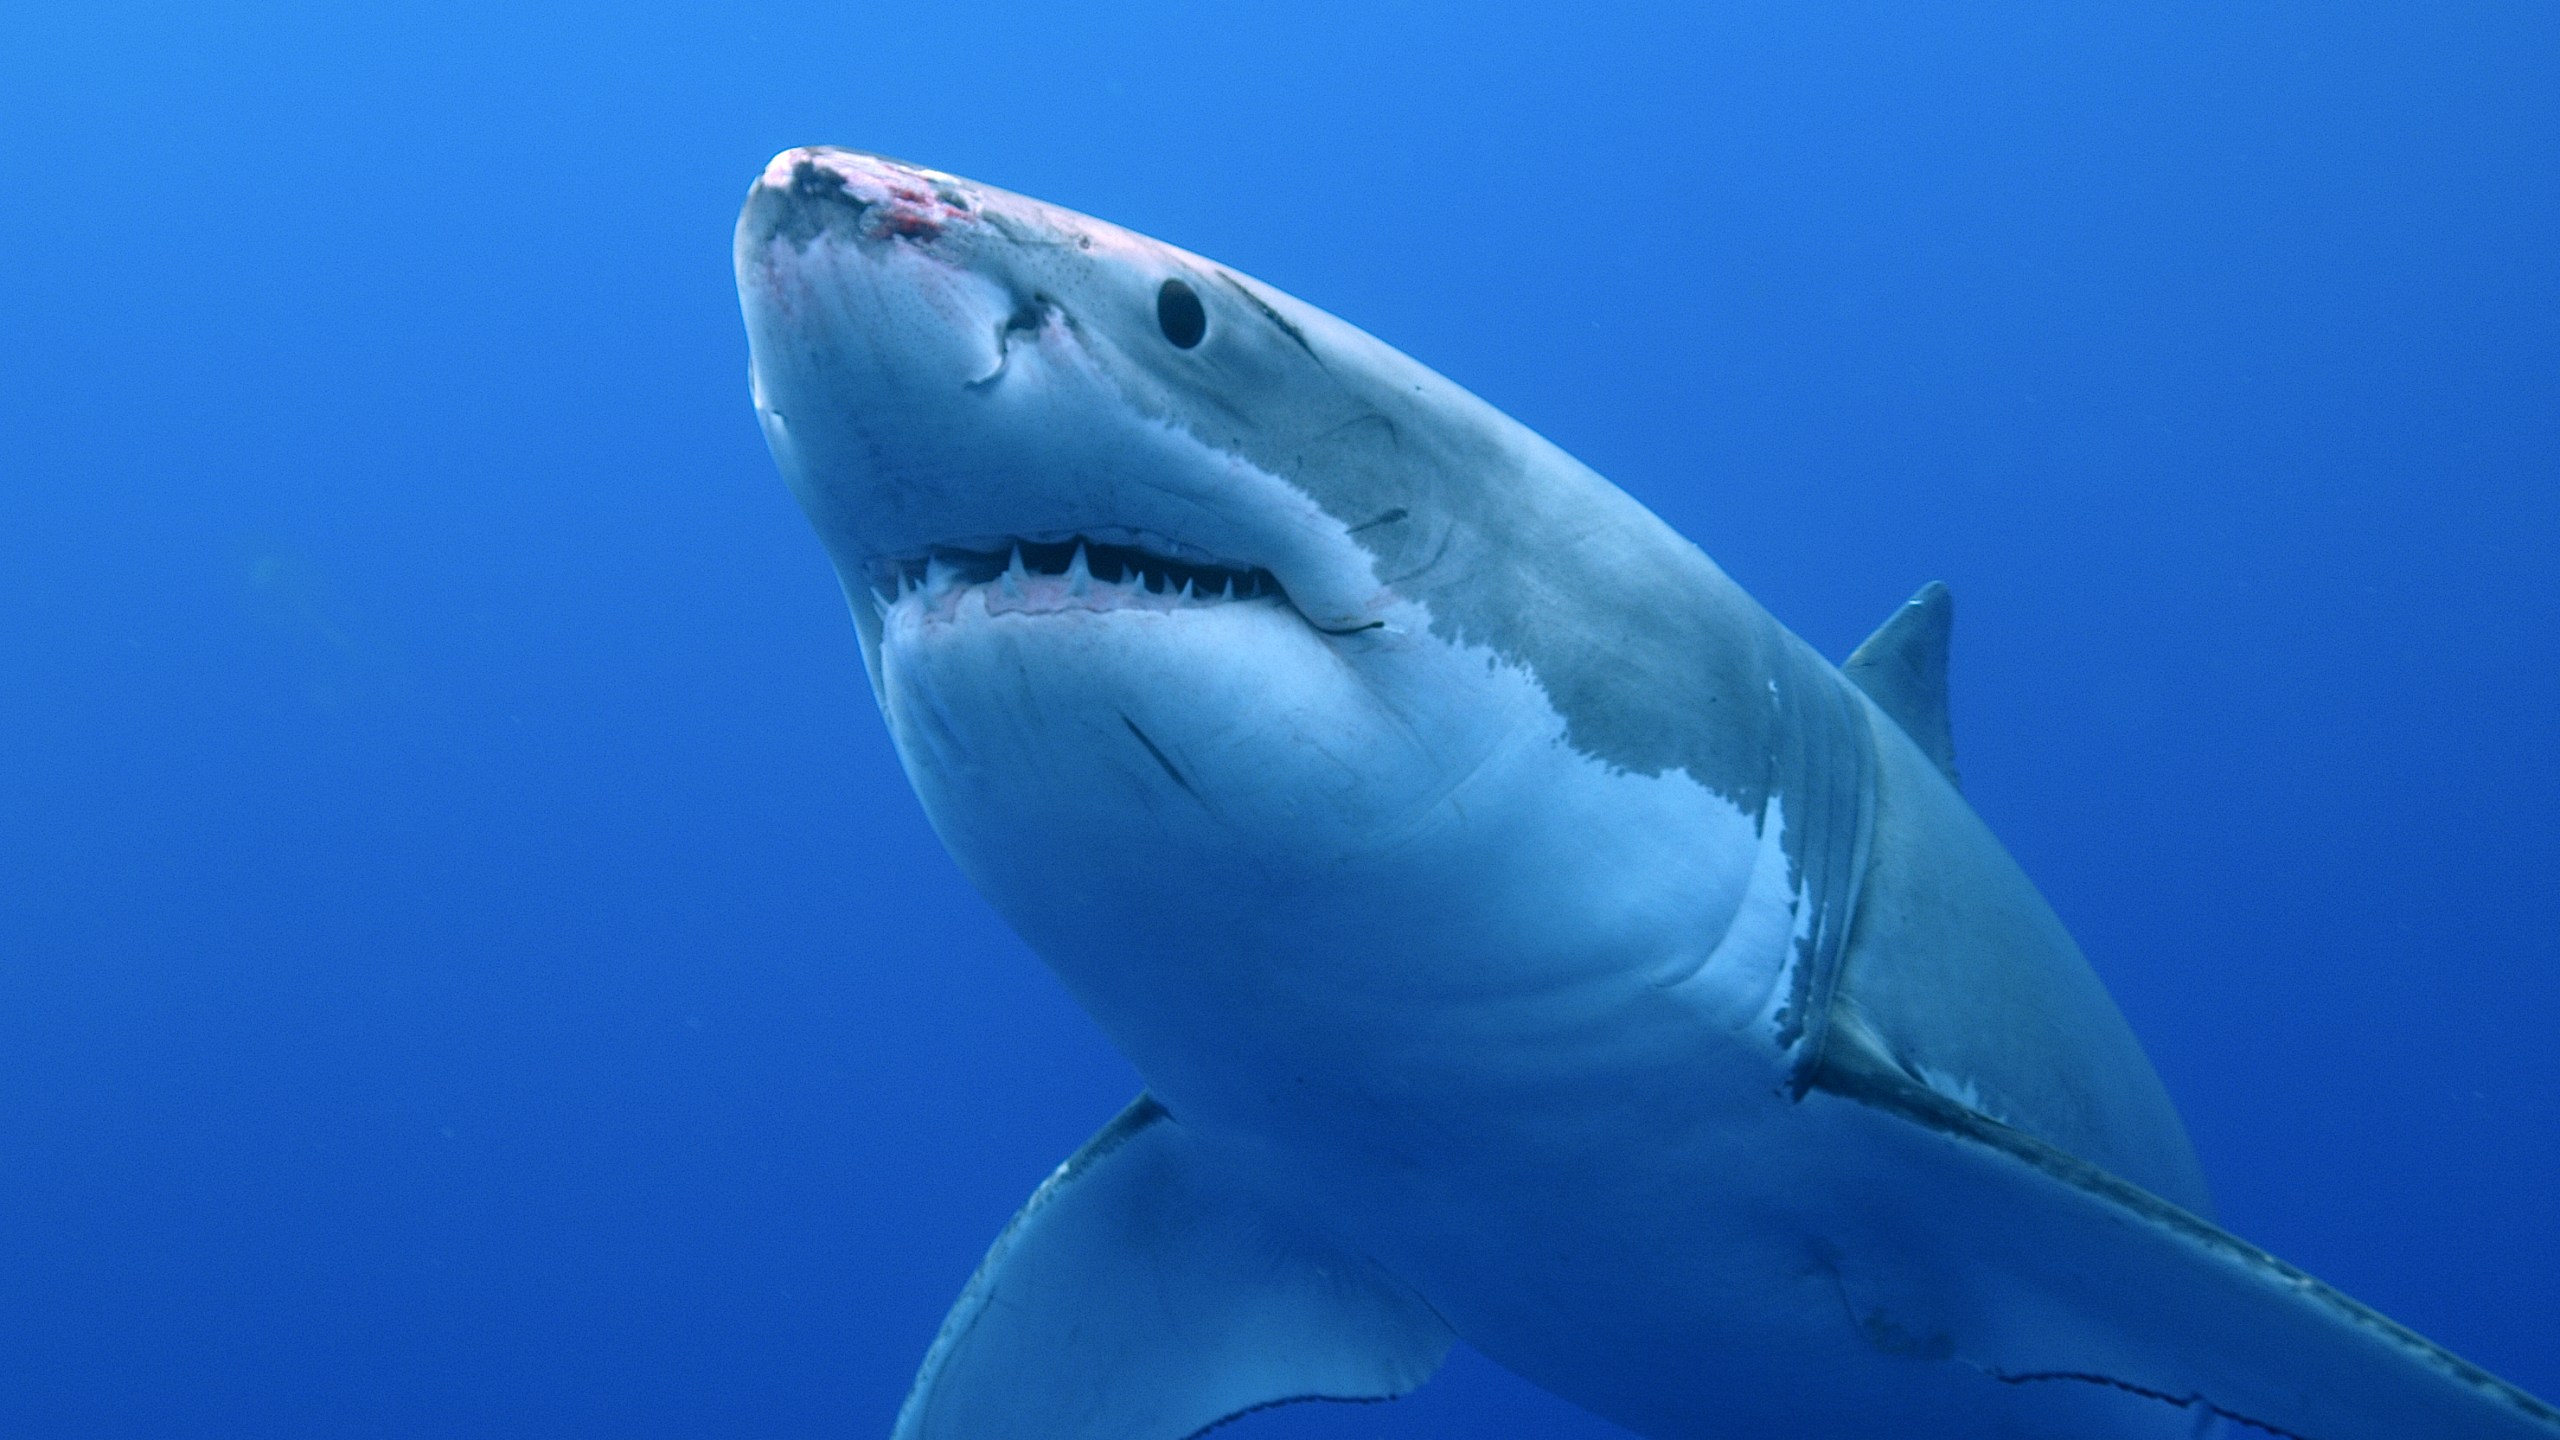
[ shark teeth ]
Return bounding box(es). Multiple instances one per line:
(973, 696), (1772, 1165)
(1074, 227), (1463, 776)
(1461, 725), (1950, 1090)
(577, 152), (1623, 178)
(867, 536), (1284, 617)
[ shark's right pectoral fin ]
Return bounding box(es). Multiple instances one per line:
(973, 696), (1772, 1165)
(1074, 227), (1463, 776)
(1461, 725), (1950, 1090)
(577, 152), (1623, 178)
(1814, 1038), (2560, 1440)
(893, 1096), (1454, 1440)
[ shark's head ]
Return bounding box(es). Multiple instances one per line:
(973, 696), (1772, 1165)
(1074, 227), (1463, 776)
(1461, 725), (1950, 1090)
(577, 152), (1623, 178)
(737, 148), (1814, 1111)
(737, 148), (1407, 680)
(737, 145), (1483, 865)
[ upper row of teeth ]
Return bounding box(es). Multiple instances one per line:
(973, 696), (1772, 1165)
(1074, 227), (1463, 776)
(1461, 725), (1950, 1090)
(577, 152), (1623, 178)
(871, 541), (1277, 605)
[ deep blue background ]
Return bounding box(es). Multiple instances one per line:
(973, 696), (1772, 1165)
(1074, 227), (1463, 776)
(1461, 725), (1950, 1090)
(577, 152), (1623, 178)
(4, 3), (2554, 1435)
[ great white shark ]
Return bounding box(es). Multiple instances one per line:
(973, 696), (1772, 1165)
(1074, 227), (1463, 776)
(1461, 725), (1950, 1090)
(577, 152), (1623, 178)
(733, 147), (2558, 1440)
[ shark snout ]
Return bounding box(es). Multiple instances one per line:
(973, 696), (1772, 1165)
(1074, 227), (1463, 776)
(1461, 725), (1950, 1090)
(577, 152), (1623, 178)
(743, 146), (981, 252)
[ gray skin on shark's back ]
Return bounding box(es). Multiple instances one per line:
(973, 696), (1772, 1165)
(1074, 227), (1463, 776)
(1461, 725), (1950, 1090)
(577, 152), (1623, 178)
(736, 149), (2559, 1440)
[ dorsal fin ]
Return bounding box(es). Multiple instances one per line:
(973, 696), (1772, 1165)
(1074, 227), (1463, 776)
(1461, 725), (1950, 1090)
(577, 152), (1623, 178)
(1843, 582), (1959, 789)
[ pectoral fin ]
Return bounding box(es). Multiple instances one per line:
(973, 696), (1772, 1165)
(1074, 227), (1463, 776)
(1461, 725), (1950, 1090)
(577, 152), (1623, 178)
(893, 1096), (1454, 1440)
(1813, 1037), (2560, 1440)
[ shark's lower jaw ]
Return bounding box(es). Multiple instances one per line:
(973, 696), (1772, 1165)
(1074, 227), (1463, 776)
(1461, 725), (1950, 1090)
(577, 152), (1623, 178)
(866, 532), (1298, 627)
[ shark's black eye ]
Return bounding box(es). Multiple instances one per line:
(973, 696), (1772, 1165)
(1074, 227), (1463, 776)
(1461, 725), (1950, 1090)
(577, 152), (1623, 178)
(1156, 278), (1206, 349)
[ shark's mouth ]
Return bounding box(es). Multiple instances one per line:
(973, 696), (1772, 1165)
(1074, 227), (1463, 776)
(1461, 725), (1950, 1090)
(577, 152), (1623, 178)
(866, 533), (1289, 622)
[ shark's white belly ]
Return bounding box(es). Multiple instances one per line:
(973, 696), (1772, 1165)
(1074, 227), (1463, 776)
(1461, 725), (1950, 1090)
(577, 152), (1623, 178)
(876, 595), (1789, 1120)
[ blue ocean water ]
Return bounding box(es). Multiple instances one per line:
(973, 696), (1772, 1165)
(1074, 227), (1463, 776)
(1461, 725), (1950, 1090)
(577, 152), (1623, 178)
(4, 2), (2554, 1434)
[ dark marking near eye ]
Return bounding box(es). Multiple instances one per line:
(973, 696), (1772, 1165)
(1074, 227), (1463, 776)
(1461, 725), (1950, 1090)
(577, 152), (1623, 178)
(1315, 411), (1400, 450)
(1123, 715), (1201, 800)
(1308, 619), (1387, 636)
(1215, 271), (1316, 357)
(1157, 279), (1207, 348)
(983, 211), (1042, 246)
(1347, 508), (1408, 534)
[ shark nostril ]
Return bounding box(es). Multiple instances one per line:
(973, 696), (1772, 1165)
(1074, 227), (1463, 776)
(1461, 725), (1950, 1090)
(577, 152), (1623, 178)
(972, 298), (1056, 388)
(1001, 296), (1053, 338)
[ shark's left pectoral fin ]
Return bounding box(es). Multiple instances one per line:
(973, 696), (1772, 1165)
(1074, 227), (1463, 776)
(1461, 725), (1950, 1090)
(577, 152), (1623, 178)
(893, 1096), (1454, 1440)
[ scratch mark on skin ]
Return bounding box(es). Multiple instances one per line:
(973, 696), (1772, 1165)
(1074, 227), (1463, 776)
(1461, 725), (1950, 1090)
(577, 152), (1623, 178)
(1381, 527), (1453, 588)
(1308, 411), (1399, 454)
(1988, 1371), (2311, 1439)
(1347, 507), (1408, 534)
(1812, 1241), (2305, 1438)
(1215, 271), (1318, 359)
(1183, 1393), (1393, 1440)
(1123, 714), (1202, 802)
